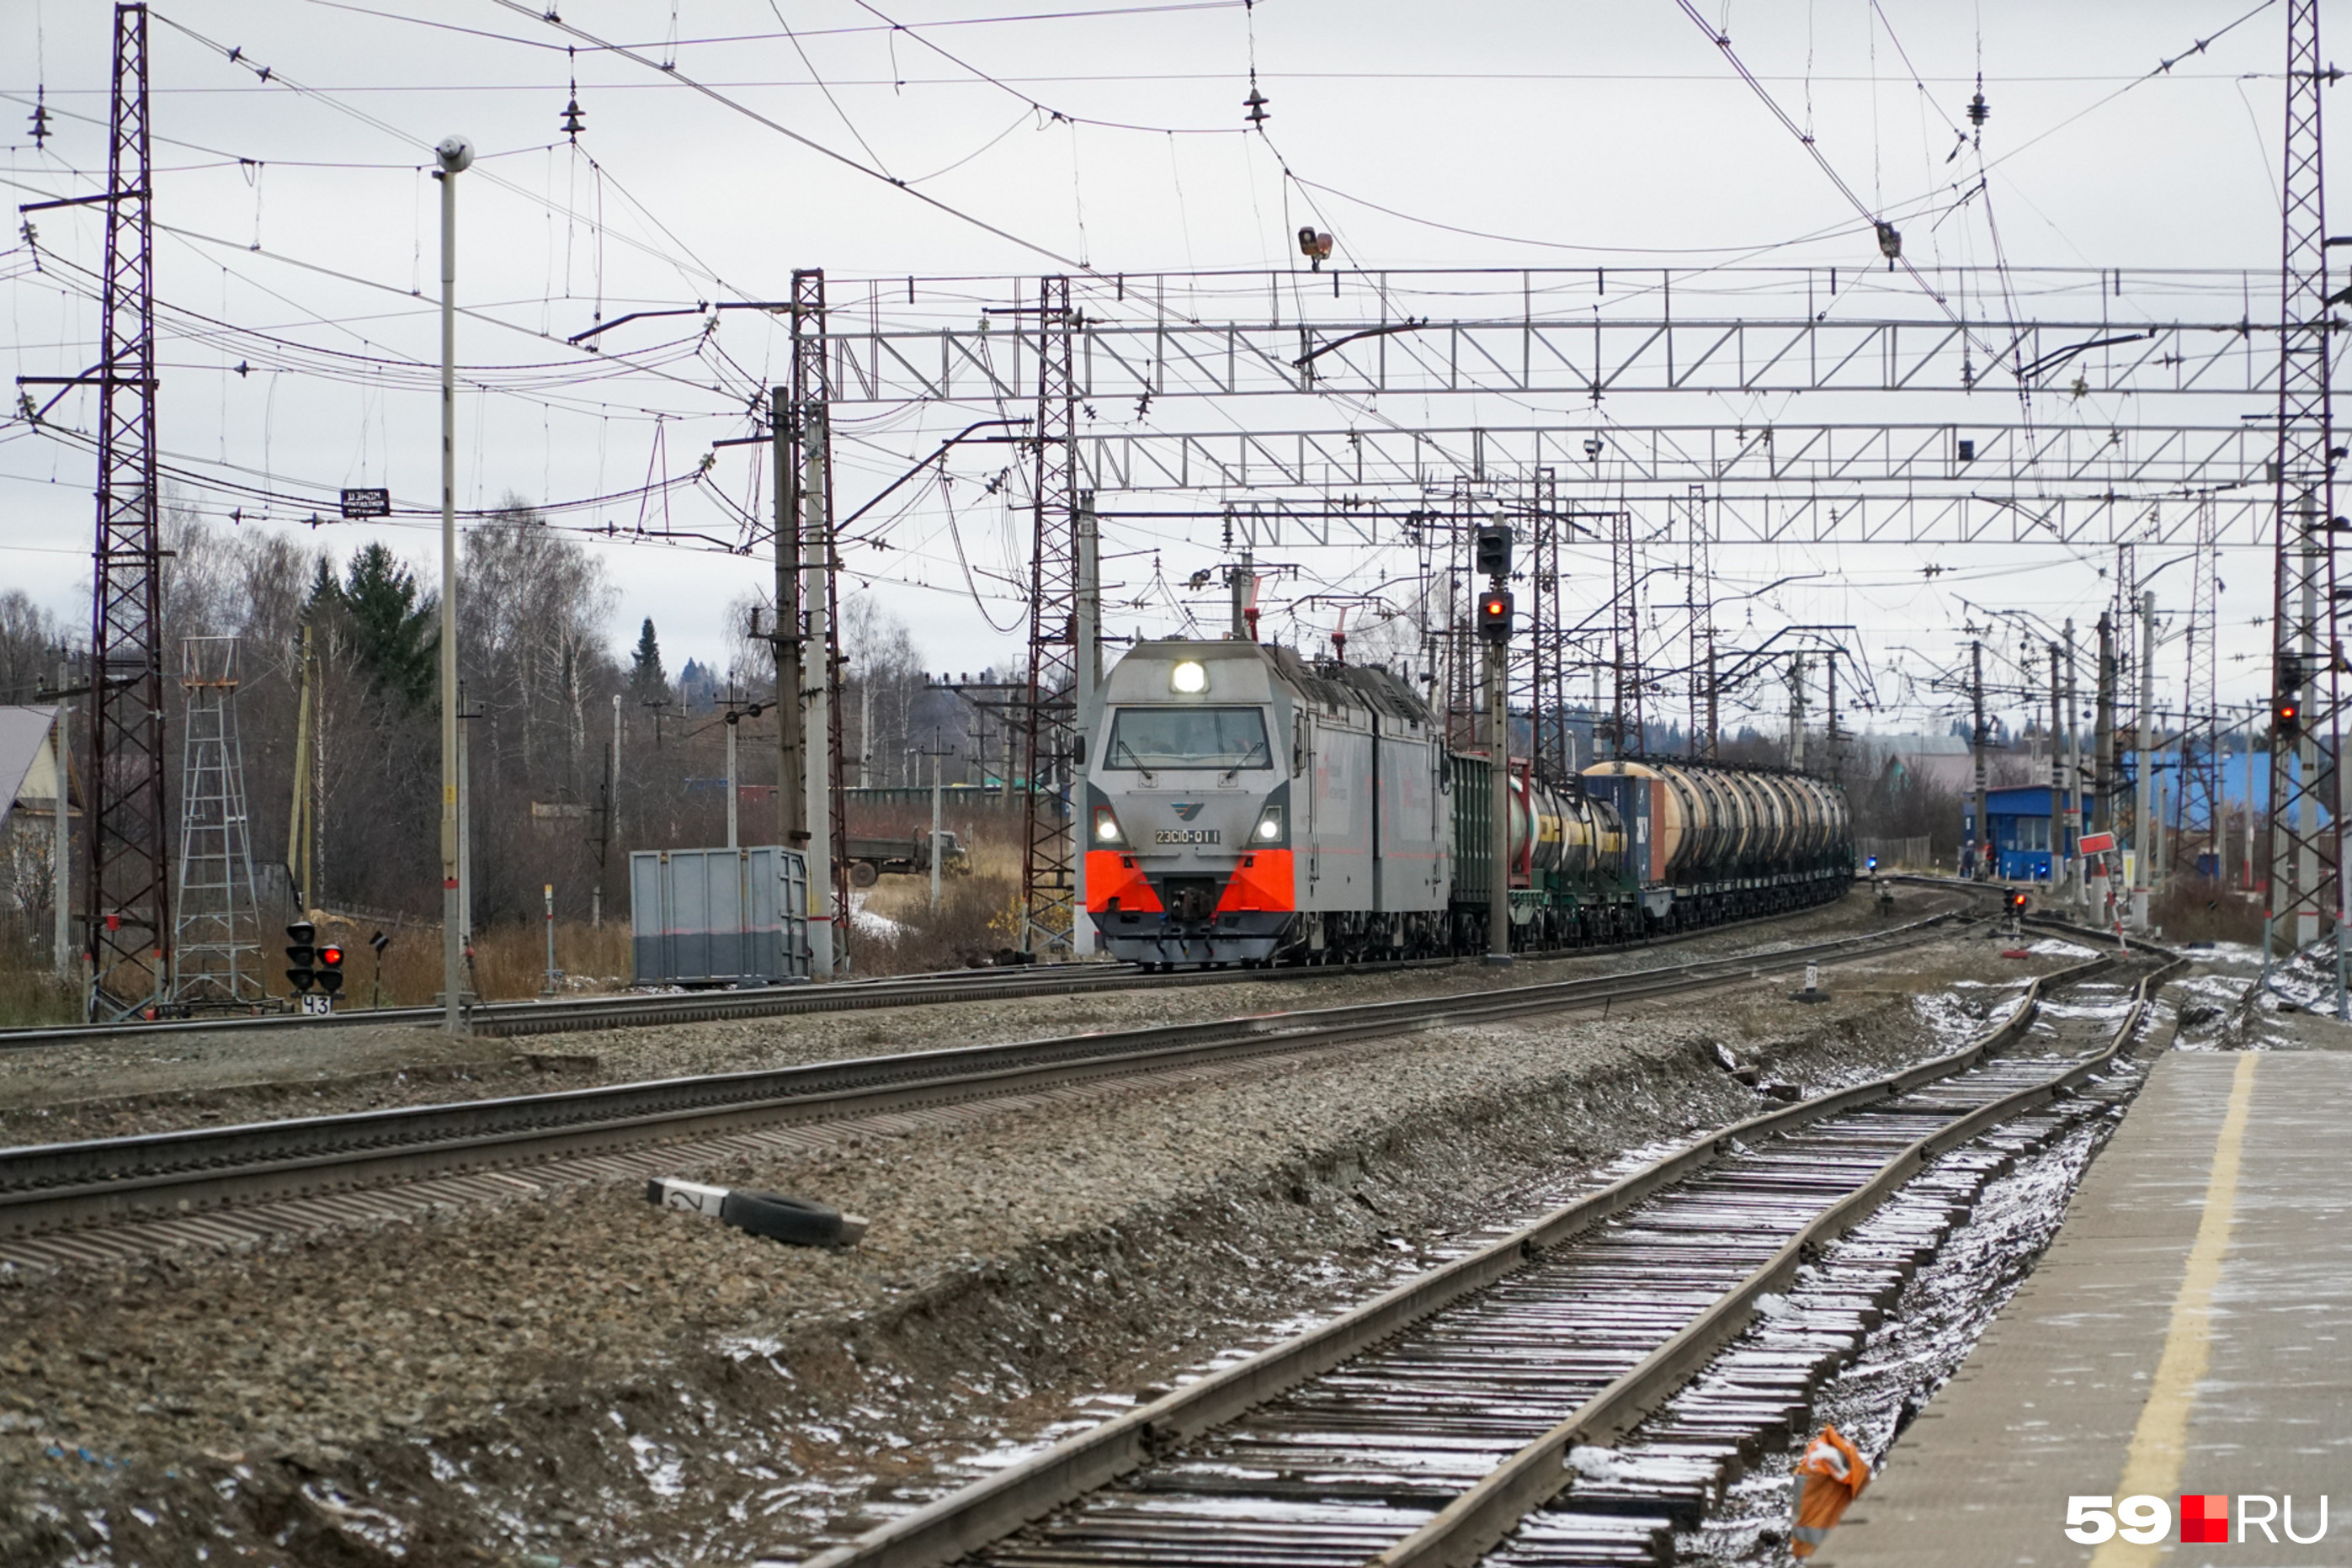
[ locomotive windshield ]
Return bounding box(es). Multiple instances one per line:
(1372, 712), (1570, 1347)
(1104, 705), (1273, 770)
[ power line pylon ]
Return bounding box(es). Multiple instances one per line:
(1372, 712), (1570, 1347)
(88, 3), (170, 1019)
(2180, 494), (2223, 874)
(1019, 276), (1080, 955)
(2262, 0), (2346, 1012)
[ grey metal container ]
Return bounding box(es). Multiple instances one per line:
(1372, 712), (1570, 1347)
(630, 845), (811, 986)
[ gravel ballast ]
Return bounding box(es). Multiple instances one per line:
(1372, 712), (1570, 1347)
(0, 922), (2033, 1568)
(0, 889), (1966, 1147)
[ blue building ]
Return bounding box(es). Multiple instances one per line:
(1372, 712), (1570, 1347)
(1961, 785), (2078, 881)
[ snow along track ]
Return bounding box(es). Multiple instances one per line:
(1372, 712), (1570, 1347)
(801, 938), (2176, 1568)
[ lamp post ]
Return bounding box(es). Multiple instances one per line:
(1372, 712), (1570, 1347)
(434, 133), (472, 1035)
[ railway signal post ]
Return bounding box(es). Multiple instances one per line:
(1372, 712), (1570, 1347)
(1479, 529), (1515, 967)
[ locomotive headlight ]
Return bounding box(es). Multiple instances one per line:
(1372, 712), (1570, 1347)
(1170, 659), (1208, 694)
(1093, 805), (1125, 844)
(1253, 805), (1284, 842)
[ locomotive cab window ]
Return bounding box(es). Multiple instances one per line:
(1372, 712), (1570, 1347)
(1104, 706), (1273, 770)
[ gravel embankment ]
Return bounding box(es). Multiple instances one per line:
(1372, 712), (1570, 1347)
(0, 886), (1969, 1146)
(0, 927), (2025, 1568)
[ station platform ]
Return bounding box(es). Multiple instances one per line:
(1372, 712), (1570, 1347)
(1818, 1048), (2352, 1566)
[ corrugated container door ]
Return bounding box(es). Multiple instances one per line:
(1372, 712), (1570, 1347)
(630, 853), (662, 984)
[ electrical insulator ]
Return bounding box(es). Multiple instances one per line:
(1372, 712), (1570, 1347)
(1968, 89), (1989, 127)
(561, 93), (587, 140)
(1876, 221), (1903, 269)
(1243, 78), (1269, 126)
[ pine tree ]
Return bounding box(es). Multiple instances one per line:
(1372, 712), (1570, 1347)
(318, 544), (438, 707)
(629, 618), (668, 705)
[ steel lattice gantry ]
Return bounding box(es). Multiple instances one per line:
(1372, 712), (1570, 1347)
(2264, 0), (2344, 1002)
(88, 2), (169, 1020)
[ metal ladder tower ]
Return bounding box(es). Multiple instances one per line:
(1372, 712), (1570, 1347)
(169, 637), (264, 1007)
(2261, 0), (2347, 1012)
(1019, 276), (1081, 955)
(88, 3), (171, 1019)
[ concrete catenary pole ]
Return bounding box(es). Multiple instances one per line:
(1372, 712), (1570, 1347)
(772, 386), (805, 858)
(801, 402), (835, 976)
(433, 133), (472, 1036)
(2131, 589), (2157, 929)
(51, 664), (71, 976)
(725, 711), (740, 850)
(929, 751), (944, 912)
(2049, 640), (2067, 891)
(456, 693), (472, 947)
(2063, 620), (2082, 905)
(2092, 613), (2117, 920)
(1072, 492), (1100, 956)
(1787, 651), (1807, 772)
(1970, 639), (1988, 880)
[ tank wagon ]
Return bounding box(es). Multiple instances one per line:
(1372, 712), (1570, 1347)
(1083, 638), (1854, 967)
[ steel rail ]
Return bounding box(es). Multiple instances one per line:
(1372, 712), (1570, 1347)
(0, 881), (1897, 1051)
(1375, 949), (2182, 1567)
(802, 940), (2170, 1568)
(0, 909), (1971, 1241)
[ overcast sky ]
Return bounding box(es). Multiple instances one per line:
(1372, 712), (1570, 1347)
(0, 0), (2332, 740)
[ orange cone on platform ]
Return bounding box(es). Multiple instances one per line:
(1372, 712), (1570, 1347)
(1790, 1425), (1870, 1558)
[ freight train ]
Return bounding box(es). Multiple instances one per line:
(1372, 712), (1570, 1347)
(1082, 638), (1854, 967)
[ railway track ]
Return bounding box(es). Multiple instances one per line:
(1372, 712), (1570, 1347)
(802, 938), (2177, 1568)
(0, 909), (1972, 1250)
(0, 882), (1957, 1052)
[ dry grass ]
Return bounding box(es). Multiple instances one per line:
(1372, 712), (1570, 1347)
(2148, 877), (2264, 947)
(324, 916), (632, 1007)
(0, 961), (76, 1028)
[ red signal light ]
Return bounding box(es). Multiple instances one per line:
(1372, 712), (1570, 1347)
(1477, 588), (1514, 642)
(317, 945), (344, 967)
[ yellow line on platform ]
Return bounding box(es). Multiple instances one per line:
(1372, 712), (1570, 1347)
(2087, 1051), (2259, 1568)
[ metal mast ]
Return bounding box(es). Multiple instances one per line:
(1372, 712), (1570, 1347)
(169, 637), (263, 1007)
(1019, 276), (1081, 954)
(88, 3), (169, 1019)
(1682, 485), (1713, 758)
(2181, 494), (2223, 874)
(788, 268), (848, 973)
(2262, 0), (2346, 1011)
(1522, 466), (1569, 778)
(1608, 508), (1644, 754)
